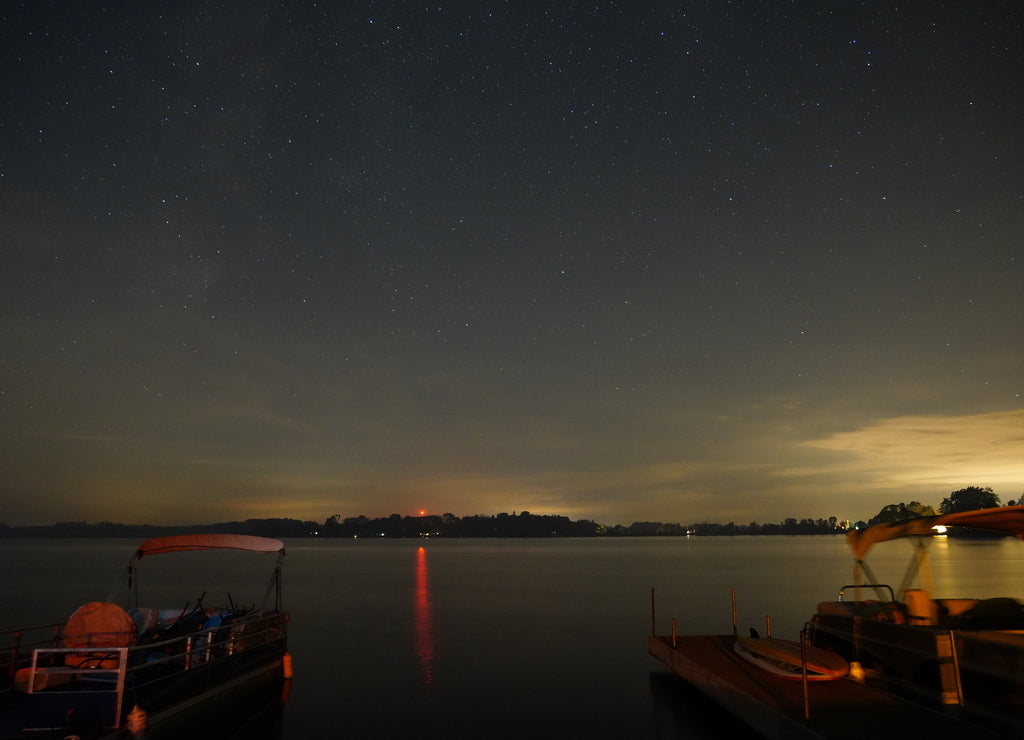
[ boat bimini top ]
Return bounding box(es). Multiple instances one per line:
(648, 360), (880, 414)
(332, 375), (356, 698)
(112, 534), (286, 612)
(847, 505), (1024, 560)
(845, 505), (1024, 601)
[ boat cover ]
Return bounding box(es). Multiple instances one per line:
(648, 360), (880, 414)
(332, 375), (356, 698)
(848, 505), (1024, 560)
(133, 534), (285, 561)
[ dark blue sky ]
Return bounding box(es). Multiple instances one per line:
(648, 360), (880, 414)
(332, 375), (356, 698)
(3, 2), (1022, 526)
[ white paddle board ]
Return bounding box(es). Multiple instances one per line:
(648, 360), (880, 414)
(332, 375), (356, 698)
(735, 636), (848, 680)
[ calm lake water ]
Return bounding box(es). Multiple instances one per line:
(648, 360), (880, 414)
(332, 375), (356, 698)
(4, 535), (1024, 738)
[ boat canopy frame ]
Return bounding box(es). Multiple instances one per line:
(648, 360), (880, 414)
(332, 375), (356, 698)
(844, 505), (1024, 601)
(109, 534), (286, 612)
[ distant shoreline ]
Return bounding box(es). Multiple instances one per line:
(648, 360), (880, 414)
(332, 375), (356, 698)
(0, 512), (847, 539)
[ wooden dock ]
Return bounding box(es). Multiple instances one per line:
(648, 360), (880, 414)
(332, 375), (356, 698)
(649, 634), (1004, 740)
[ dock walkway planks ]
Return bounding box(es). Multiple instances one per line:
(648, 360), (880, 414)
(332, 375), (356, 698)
(649, 634), (1002, 740)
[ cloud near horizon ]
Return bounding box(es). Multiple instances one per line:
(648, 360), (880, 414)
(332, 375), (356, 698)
(800, 409), (1024, 500)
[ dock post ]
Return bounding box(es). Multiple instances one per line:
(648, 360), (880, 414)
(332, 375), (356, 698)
(800, 627), (810, 720)
(650, 588), (656, 636)
(671, 619), (677, 648)
(765, 615), (772, 637)
(731, 588), (737, 637)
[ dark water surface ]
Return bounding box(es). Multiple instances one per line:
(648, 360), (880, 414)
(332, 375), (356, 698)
(4, 535), (1024, 738)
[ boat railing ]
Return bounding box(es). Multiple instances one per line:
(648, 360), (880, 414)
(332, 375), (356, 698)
(1, 622), (64, 681)
(810, 616), (1024, 731)
(17, 611), (287, 731)
(837, 583), (895, 603)
(21, 646), (130, 730)
(126, 612), (287, 681)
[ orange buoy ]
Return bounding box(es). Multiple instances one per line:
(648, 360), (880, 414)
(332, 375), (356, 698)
(282, 652), (293, 679)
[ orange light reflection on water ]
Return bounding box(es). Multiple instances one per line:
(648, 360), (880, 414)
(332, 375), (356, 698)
(414, 546), (435, 685)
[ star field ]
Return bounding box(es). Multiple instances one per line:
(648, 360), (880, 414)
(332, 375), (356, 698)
(2, 2), (1023, 526)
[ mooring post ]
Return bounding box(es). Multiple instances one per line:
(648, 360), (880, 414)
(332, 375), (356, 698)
(671, 618), (677, 648)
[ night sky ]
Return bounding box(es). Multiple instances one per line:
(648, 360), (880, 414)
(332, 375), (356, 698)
(3, 2), (1023, 527)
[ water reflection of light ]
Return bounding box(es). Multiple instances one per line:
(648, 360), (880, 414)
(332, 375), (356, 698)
(414, 546), (435, 685)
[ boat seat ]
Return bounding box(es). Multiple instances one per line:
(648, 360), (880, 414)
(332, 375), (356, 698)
(62, 602), (136, 669)
(15, 602), (136, 693)
(816, 601), (855, 615)
(904, 589), (939, 626)
(963, 597), (1024, 629)
(64, 602), (137, 648)
(937, 599), (979, 618)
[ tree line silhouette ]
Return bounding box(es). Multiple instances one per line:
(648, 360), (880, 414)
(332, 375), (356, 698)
(0, 511), (845, 539)
(0, 488), (1008, 539)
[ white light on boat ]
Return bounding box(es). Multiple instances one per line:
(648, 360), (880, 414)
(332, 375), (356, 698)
(932, 525), (947, 535)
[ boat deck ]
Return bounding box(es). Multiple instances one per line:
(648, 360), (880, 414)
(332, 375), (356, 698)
(649, 634), (1004, 740)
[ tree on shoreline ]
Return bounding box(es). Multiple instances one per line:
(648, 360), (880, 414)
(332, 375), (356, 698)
(867, 501), (936, 526)
(860, 486), (1005, 530)
(940, 486), (1000, 514)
